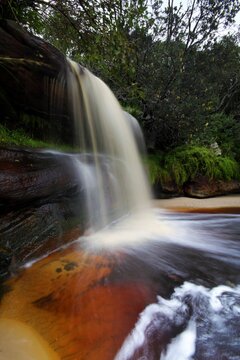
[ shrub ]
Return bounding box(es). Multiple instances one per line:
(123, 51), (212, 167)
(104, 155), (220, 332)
(146, 145), (240, 187)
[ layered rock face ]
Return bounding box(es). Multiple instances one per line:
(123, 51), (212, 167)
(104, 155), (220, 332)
(0, 147), (85, 279)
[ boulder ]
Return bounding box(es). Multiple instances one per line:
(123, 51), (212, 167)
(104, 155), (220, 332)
(153, 175), (240, 199)
(183, 176), (240, 198)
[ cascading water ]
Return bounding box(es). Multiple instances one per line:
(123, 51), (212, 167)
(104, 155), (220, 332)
(67, 60), (151, 231)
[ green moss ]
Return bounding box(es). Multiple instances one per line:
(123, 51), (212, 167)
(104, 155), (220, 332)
(0, 124), (74, 152)
(146, 146), (240, 187)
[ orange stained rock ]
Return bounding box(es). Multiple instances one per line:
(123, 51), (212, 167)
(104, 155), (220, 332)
(0, 243), (155, 360)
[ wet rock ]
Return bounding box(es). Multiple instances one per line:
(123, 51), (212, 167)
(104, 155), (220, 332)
(153, 175), (240, 199)
(184, 176), (240, 198)
(0, 146), (86, 279)
(0, 146), (81, 207)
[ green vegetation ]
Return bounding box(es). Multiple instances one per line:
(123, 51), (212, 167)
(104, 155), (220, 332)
(147, 146), (240, 187)
(0, 123), (74, 152)
(193, 113), (240, 161)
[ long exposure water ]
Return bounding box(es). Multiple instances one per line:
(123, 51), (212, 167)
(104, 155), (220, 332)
(67, 60), (151, 230)
(0, 62), (239, 359)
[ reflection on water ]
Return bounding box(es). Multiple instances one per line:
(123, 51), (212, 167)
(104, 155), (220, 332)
(0, 209), (240, 359)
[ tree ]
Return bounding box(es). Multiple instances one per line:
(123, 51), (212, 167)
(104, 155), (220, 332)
(1, 0), (240, 153)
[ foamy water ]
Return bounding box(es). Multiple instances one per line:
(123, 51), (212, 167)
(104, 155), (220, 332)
(115, 281), (240, 360)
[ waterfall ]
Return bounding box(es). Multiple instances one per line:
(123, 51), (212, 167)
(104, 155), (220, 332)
(67, 60), (151, 231)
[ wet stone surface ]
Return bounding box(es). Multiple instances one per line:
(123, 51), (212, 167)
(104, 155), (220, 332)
(0, 146), (86, 279)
